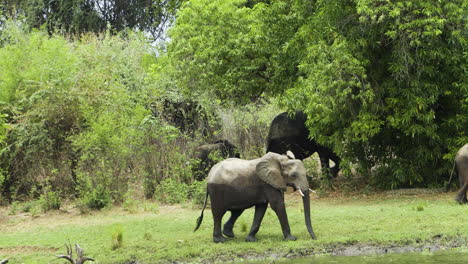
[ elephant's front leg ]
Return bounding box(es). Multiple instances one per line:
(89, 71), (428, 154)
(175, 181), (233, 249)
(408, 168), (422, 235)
(245, 203), (267, 242)
(270, 195), (296, 241)
(223, 209), (244, 238)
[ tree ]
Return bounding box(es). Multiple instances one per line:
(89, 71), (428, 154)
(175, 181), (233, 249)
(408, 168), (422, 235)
(167, 0), (467, 187)
(1, 0), (184, 40)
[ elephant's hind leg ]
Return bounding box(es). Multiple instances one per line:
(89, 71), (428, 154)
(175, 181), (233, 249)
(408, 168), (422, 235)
(455, 181), (468, 204)
(212, 209), (227, 243)
(246, 203), (267, 242)
(223, 209), (244, 238)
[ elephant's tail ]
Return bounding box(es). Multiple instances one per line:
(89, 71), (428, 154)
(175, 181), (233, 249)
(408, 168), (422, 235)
(445, 161), (457, 192)
(194, 191), (209, 232)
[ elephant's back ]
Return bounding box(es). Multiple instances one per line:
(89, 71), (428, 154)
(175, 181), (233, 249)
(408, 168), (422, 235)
(267, 111), (308, 140)
(207, 158), (258, 185)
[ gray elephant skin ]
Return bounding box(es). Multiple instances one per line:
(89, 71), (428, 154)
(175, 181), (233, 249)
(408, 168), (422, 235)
(447, 143), (468, 204)
(192, 139), (240, 181)
(194, 152), (317, 243)
(266, 111), (340, 178)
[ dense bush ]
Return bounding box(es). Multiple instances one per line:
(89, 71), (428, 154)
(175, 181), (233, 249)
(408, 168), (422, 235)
(80, 184), (112, 210)
(155, 178), (189, 205)
(0, 22), (220, 204)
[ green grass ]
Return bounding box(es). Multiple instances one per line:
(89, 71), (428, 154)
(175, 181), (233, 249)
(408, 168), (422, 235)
(0, 191), (466, 263)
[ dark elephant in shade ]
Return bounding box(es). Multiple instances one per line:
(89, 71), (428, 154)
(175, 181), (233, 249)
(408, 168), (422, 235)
(192, 139), (240, 181)
(266, 111), (340, 178)
(447, 143), (468, 204)
(194, 151), (317, 243)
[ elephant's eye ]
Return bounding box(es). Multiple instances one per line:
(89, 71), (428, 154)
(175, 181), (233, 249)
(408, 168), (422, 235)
(291, 172), (298, 178)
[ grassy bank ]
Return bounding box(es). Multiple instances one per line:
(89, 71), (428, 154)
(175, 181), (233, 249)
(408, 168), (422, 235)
(0, 190), (466, 263)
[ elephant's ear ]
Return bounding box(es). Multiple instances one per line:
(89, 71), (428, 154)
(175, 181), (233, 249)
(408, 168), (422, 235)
(256, 153), (287, 190)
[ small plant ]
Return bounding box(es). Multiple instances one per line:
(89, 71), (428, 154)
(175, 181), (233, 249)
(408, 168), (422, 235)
(30, 204), (41, 217)
(240, 221), (248, 233)
(81, 185), (112, 210)
(122, 192), (137, 213)
(416, 205), (425, 211)
(39, 189), (61, 212)
(21, 201), (39, 213)
(155, 178), (189, 204)
(111, 225), (124, 250)
(8, 201), (20, 215)
(143, 232), (152, 240)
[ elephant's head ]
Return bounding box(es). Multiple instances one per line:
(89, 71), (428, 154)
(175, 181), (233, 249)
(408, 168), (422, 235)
(256, 151), (308, 192)
(256, 151), (316, 239)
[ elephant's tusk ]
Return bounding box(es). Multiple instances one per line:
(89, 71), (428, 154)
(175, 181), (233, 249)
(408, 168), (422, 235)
(298, 189), (305, 197)
(309, 188), (317, 194)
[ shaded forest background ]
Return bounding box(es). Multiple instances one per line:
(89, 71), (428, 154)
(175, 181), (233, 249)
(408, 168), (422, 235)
(0, 0), (466, 208)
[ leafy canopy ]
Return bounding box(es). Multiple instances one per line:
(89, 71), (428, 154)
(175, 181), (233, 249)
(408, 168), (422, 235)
(168, 0), (467, 187)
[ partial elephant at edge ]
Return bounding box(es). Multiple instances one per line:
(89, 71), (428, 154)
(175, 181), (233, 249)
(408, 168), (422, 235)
(447, 143), (468, 204)
(192, 139), (241, 181)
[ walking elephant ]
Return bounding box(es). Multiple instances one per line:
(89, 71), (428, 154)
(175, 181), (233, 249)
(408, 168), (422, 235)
(192, 139), (240, 181)
(194, 151), (317, 243)
(447, 143), (468, 204)
(266, 111), (340, 178)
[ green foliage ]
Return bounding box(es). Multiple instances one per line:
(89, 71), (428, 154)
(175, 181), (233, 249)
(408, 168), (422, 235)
(168, 0), (467, 188)
(80, 184), (112, 210)
(1, 0), (184, 40)
(20, 200), (37, 213)
(219, 103), (282, 158)
(0, 114), (5, 191)
(38, 188), (61, 212)
(188, 180), (206, 208)
(0, 22), (204, 203)
(123, 192), (138, 213)
(155, 178), (189, 205)
(111, 224), (124, 250)
(8, 201), (20, 215)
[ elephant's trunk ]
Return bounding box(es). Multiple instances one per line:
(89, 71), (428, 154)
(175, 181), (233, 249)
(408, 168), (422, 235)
(302, 191), (317, 240)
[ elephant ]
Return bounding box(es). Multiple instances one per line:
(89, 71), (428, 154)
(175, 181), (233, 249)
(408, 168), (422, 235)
(266, 111), (340, 178)
(192, 139), (241, 181)
(194, 151), (317, 243)
(446, 143), (468, 204)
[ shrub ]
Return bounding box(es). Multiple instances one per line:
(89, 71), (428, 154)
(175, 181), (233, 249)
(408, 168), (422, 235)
(122, 191), (138, 213)
(38, 189), (61, 212)
(8, 201), (20, 215)
(188, 180), (207, 208)
(81, 185), (112, 210)
(155, 178), (189, 204)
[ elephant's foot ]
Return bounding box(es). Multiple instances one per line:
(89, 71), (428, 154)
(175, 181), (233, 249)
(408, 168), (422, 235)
(213, 236), (227, 243)
(245, 235), (257, 242)
(284, 234), (297, 241)
(223, 229), (235, 238)
(455, 195), (467, 204)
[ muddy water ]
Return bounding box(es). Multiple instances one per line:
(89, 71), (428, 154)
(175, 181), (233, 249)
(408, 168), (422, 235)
(256, 249), (468, 264)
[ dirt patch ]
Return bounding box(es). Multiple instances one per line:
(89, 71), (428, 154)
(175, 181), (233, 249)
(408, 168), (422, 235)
(0, 245), (58, 255)
(170, 236), (467, 264)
